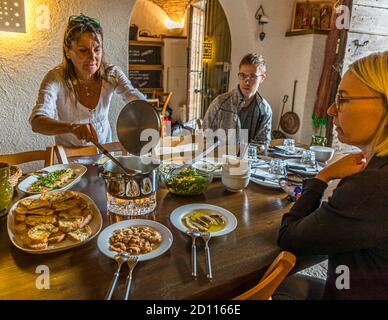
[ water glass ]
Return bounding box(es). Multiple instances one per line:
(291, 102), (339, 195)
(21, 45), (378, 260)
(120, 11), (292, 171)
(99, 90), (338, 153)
(300, 150), (316, 167)
(248, 145), (258, 159)
(269, 159), (287, 176)
(283, 139), (296, 154)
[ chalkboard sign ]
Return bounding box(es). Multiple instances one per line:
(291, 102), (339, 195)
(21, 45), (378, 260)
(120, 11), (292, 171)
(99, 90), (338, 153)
(128, 70), (162, 89)
(129, 45), (162, 65)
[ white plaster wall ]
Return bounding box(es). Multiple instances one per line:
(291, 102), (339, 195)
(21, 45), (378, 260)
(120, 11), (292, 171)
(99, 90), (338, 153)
(0, 0), (136, 156)
(219, 0), (328, 144)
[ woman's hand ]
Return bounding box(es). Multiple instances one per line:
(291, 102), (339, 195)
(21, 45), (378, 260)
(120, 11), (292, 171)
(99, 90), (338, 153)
(70, 123), (98, 144)
(315, 153), (367, 183)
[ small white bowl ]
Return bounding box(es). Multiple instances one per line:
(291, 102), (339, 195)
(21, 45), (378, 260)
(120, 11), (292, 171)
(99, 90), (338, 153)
(222, 173), (250, 192)
(309, 146), (335, 163)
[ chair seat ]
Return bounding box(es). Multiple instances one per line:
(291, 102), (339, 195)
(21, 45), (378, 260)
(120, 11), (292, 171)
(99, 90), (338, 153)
(55, 142), (128, 164)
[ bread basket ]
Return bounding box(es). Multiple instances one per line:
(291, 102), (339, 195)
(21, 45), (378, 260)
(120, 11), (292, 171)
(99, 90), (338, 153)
(8, 166), (22, 188)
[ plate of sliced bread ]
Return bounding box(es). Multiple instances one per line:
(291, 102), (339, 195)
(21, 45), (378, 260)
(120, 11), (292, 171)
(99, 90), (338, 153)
(7, 190), (103, 254)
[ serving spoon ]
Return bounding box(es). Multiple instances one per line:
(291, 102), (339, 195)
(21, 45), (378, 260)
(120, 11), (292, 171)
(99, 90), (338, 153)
(93, 142), (141, 175)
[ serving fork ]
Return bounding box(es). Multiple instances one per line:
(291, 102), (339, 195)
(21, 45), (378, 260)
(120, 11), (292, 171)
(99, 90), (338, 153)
(124, 255), (139, 300)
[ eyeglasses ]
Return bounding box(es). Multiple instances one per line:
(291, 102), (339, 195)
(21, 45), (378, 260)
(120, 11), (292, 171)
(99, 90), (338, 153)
(237, 73), (262, 81)
(334, 93), (382, 112)
(67, 14), (101, 28)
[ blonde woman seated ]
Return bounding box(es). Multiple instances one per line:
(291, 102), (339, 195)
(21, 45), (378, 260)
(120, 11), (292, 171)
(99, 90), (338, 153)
(30, 14), (145, 147)
(277, 52), (388, 299)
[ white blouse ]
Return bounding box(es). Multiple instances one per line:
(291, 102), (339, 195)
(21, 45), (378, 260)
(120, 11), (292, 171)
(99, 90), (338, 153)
(29, 64), (146, 147)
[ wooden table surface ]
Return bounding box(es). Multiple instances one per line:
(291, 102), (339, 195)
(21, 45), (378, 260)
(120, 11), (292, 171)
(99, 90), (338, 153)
(0, 164), (327, 300)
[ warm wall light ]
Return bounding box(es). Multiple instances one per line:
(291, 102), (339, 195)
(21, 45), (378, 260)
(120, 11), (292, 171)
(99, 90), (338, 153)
(165, 17), (184, 30)
(0, 0), (26, 33)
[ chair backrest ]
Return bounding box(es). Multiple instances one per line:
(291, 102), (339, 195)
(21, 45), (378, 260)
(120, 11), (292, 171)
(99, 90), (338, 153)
(55, 142), (128, 164)
(233, 251), (296, 300)
(0, 147), (54, 167)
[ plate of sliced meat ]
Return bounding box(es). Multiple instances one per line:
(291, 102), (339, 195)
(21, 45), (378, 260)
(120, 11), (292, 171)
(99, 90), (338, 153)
(7, 190), (102, 254)
(170, 204), (237, 237)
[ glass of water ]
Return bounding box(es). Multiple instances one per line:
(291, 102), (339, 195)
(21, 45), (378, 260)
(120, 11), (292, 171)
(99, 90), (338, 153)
(300, 150), (316, 167)
(269, 159), (287, 176)
(248, 144), (258, 160)
(283, 139), (296, 154)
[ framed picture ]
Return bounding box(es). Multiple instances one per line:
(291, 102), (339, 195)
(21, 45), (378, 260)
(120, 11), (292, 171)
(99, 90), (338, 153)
(291, 0), (334, 32)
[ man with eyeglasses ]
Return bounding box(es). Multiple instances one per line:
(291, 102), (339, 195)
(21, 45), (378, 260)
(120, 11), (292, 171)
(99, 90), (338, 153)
(203, 53), (272, 144)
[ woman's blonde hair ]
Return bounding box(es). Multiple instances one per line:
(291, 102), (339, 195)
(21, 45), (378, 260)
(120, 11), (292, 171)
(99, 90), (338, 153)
(350, 51), (388, 157)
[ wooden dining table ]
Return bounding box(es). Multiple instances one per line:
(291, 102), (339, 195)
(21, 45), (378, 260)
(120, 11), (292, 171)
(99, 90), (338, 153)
(0, 163), (328, 300)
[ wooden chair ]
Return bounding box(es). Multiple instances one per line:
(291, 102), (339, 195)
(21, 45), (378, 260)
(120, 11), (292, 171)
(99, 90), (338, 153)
(233, 251), (296, 300)
(0, 147), (54, 167)
(55, 142), (128, 164)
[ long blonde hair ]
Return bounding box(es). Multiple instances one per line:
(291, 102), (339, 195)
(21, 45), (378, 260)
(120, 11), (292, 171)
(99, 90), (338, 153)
(350, 52), (388, 157)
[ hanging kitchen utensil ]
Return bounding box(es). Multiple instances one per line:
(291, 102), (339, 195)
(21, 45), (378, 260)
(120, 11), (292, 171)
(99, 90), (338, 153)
(117, 100), (161, 156)
(280, 80), (300, 135)
(272, 95), (288, 139)
(255, 5), (269, 41)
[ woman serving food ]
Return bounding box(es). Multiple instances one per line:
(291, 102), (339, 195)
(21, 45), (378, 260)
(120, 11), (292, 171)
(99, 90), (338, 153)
(30, 14), (145, 146)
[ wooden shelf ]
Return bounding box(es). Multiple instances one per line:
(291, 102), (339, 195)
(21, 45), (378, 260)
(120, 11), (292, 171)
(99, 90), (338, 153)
(129, 39), (164, 46)
(128, 64), (164, 71)
(285, 29), (330, 37)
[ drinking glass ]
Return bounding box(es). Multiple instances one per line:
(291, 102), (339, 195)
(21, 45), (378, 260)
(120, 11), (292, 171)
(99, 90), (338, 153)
(283, 139), (296, 154)
(300, 150), (316, 167)
(248, 145), (257, 160)
(269, 159), (287, 176)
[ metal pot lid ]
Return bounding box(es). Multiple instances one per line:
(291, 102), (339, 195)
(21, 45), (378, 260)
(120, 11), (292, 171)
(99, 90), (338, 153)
(117, 100), (161, 156)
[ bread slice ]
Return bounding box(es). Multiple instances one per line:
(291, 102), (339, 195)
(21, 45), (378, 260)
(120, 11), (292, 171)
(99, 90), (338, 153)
(27, 199), (50, 210)
(66, 206), (84, 216)
(67, 225), (92, 242)
(82, 208), (93, 217)
(19, 198), (34, 207)
(14, 223), (28, 234)
(25, 215), (57, 227)
(79, 213), (92, 228)
(41, 190), (77, 203)
(48, 231), (66, 244)
(58, 216), (84, 233)
(26, 208), (55, 216)
(15, 214), (26, 222)
(15, 205), (28, 214)
(52, 199), (82, 211)
(27, 224), (58, 243)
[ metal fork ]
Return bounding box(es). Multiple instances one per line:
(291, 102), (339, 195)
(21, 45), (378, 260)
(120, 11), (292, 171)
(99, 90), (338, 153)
(105, 252), (129, 300)
(123, 255), (139, 300)
(201, 231), (213, 280)
(186, 228), (200, 278)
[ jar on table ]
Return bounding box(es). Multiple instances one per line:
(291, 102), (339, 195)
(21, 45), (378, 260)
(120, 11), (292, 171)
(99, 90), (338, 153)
(0, 163), (14, 213)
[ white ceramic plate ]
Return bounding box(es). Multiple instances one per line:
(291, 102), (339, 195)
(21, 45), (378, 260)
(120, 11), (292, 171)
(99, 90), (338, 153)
(170, 203), (237, 237)
(271, 146), (306, 158)
(97, 219), (173, 261)
(250, 168), (283, 189)
(286, 159), (323, 176)
(7, 191), (103, 254)
(197, 158), (222, 178)
(17, 164), (87, 195)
